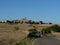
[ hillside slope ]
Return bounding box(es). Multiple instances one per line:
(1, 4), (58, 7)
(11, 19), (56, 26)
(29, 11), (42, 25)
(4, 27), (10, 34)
(0, 23), (53, 45)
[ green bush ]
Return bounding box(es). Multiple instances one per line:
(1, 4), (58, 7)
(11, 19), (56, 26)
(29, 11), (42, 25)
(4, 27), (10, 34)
(28, 29), (37, 33)
(15, 42), (26, 45)
(15, 43), (20, 45)
(28, 29), (38, 38)
(14, 26), (19, 30)
(50, 25), (60, 32)
(42, 25), (60, 34)
(42, 28), (51, 34)
(20, 42), (26, 45)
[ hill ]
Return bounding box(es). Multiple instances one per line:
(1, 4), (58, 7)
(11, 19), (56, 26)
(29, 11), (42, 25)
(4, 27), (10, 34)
(0, 19), (54, 45)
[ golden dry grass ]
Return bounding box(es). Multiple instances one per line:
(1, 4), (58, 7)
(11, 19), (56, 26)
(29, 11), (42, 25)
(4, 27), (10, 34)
(0, 23), (53, 45)
(52, 32), (60, 38)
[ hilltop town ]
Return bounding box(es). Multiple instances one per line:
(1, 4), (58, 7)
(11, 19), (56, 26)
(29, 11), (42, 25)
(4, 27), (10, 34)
(0, 18), (52, 24)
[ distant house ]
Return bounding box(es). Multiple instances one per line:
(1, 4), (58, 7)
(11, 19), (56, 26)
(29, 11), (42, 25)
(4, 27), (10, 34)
(0, 20), (7, 23)
(20, 18), (30, 24)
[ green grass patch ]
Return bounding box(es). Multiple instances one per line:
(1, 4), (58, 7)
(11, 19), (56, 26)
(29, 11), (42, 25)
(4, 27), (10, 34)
(15, 37), (35, 45)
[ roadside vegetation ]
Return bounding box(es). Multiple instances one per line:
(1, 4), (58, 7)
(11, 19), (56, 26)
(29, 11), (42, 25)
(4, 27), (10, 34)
(15, 29), (38, 45)
(27, 29), (38, 38)
(42, 25), (60, 37)
(15, 37), (35, 45)
(42, 25), (60, 34)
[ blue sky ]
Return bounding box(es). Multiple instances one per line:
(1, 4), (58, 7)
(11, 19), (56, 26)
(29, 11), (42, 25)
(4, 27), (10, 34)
(0, 0), (60, 24)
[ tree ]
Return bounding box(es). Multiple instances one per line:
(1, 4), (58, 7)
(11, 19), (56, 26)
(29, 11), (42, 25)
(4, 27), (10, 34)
(7, 20), (13, 24)
(40, 21), (43, 24)
(28, 20), (32, 24)
(48, 22), (52, 24)
(32, 21), (36, 24)
(35, 22), (39, 24)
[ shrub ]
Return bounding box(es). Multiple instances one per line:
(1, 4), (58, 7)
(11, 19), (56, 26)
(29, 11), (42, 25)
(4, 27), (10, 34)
(14, 26), (19, 30)
(28, 29), (37, 34)
(42, 25), (60, 34)
(28, 29), (38, 38)
(19, 42), (26, 45)
(15, 43), (20, 45)
(50, 25), (60, 32)
(42, 28), (51, 34)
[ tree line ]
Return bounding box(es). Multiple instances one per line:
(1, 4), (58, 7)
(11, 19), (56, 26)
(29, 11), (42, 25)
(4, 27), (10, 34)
(0, 20), (52, 24)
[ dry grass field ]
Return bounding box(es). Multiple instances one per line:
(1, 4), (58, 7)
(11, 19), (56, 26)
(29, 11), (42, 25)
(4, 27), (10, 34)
(0, 23), (29, 45)
(0, 23), (53, 45)
(52, 32), (60, 38)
